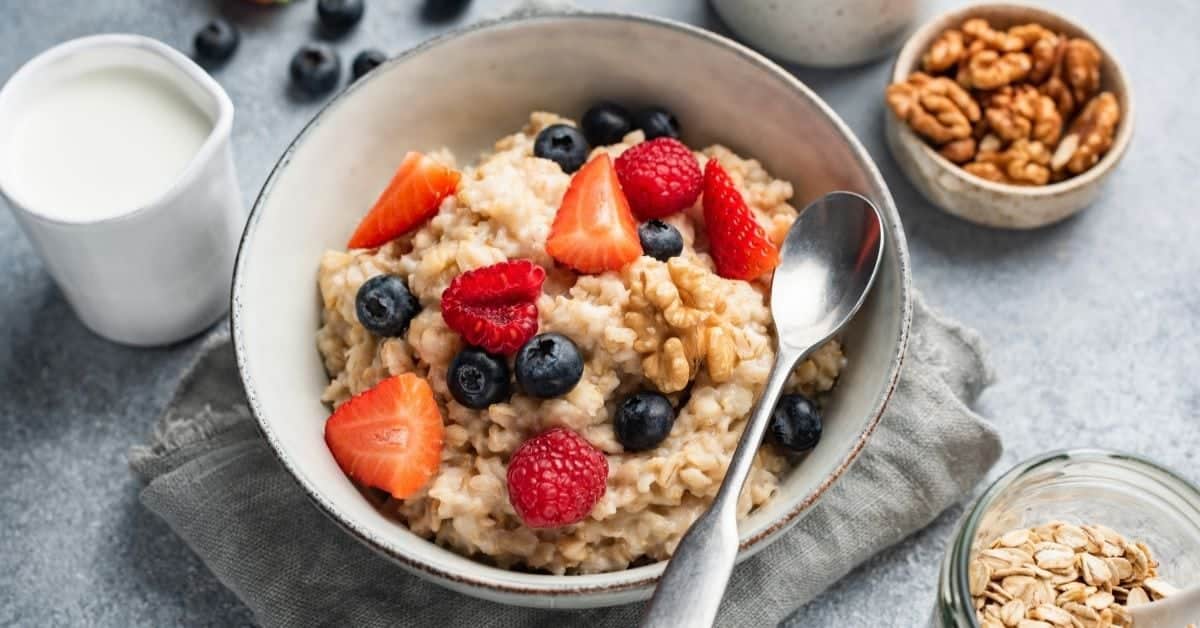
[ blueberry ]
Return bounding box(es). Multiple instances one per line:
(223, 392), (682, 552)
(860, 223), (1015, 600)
(533, 124), (589, 174)
(633, 106), (680, 140)
(614, 391), (675, 451)
(637, 220), (684, 262)
(768, 394), (822, 452)
(581, 102), (633, 146)
(448, 348), (511, 409)
(290, 44), (341, 95)
(351, 48), (387, 82)
(515, 333), (584, 398)
(355, 274), (420, 337)
(420, 0), (472, 23)
(317, 0), (365, 32)
(194, 19), (239, 63)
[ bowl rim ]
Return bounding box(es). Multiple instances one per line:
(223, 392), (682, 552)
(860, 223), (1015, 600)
(231, 9), (913, 602)
(888, 1), (1135, 196)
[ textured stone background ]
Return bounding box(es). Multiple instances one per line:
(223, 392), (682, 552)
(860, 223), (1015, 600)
(1, 1), (1196, 626)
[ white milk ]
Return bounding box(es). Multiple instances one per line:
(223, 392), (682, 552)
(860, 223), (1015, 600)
(6, 65), (212, 222)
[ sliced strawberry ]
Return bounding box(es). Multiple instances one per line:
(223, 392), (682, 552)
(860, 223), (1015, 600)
(347, 151), (461, 249)
(545, 154), (643, 274)
(702, 160), (780, 281)
(324, 373), (445, 499)
(440, 260), (546, 355)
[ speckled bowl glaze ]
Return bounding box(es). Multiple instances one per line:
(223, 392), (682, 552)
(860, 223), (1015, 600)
(885, 3), (1134, 229)
(712, 0), (927, 68)
(232, 12), (912, 608)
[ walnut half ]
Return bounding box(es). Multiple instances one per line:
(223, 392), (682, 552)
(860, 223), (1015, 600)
(1051, 92), (1120, 174)
(962, 49), (1032, 90)
(886, 72), (981, 145)
(967, 138), (1053, 185)
(984, 85), (1062, 146)
(922, 28), (965, 73)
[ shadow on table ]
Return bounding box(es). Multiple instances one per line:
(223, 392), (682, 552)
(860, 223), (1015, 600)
(115, 485), (257, 626)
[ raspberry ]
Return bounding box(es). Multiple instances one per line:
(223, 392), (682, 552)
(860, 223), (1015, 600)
(506, 427), (608, 528)
(614, 137), (703, 220)
(702, 160), (779, 281)
(440, 260), (546, 355)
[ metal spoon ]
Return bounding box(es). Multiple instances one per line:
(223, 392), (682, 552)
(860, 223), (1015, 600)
(1128, 584), (1200, 626)
(641, 191), (885, 628)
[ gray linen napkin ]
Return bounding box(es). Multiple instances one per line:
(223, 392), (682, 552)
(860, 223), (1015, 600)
(129, 294), (1001, 628)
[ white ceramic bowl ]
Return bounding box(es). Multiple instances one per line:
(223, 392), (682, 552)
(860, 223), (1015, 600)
(232, 12), (912, 608)
(885, 3), (1134, 229)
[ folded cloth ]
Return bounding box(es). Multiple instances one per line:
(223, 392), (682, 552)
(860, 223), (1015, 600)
(129, 294), (1001, 628)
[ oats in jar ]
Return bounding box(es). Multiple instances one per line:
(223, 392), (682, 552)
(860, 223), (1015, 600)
(970, 521), (1180, 627)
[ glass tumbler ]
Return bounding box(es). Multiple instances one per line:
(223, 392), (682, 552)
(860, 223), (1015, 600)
(933, 449), (1200, 627)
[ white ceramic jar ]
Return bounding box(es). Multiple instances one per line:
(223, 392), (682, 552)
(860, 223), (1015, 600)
(0, 34), (244, 346)
(711, 0), (927, 67)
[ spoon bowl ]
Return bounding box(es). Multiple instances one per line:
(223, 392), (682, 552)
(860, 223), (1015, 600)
(774, 191), (886, 352)
(642, 191), (885, 627)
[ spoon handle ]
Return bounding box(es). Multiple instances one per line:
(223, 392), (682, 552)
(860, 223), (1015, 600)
(641, 347), (803, 628)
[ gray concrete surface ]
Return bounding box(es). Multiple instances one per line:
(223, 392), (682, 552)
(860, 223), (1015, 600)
(1, 1), (1196, 626)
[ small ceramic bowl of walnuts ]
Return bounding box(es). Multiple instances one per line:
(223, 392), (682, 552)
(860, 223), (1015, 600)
(884, 4), (1133, 229)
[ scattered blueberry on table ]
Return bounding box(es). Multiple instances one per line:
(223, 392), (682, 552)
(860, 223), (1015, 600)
(515, 333), (584, 398)
(355, 274), (420, 337)
(533, 124), (590, 174)
(351, 48), (387, 81)
(317, 0), (365, 33)
(638, 220), (684, 261)
(448, 348), (511, 409)
(614, 391), (676, 451)
(290, 43), (342, 94)
(194, 19), (239, 63)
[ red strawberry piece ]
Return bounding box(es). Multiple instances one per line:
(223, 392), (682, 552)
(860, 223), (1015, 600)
(347, 151), (461, 249)
(324, 373), (445, 500)
(702, 160), (780, 281)
(614, 137), (703, 220)
(545, 154), (643, 274)
(506, 427), (608, 528)
(440, 259), (546, 355)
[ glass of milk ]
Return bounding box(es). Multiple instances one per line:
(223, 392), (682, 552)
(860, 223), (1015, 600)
(0, 34), (244, 346)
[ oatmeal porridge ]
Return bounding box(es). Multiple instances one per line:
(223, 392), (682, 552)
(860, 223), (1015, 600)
(316, 109), (845, 574)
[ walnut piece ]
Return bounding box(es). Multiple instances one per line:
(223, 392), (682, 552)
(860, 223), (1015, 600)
(964, 161), (1008, 183)
(939, 138), (977, 164)
(1063, 38), (1103, 105)
(1027, 30), (1063, 84)
(886, 72), (981, 144)
(968, 139), (1052, 185)
(964, 49), (1032, 90)
(1007, 23), (1056, 48)
(962, 18), (1025, 52)
(624, 257), (746, 393)
(922, 28), (965, 73)
(1038, 37), (1076, 116)
(984, 85), (1062, 145)
(1051, 92), (1120, 174)
(643, 337), (690, 393)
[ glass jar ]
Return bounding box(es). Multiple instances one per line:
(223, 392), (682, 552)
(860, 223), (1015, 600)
(933, 449), (1200, 627)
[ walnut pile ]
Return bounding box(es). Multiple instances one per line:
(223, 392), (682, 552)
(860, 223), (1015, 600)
(971, 521), (1186, 628)
(888, 17), (1121, 185)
